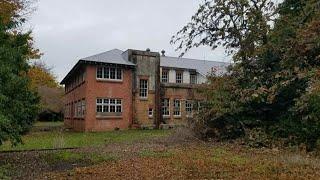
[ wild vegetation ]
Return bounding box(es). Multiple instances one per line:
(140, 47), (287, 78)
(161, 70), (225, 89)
(0, 0), (40, 146)
(1, 126), (320, 179)
(172, 0), (320, 150)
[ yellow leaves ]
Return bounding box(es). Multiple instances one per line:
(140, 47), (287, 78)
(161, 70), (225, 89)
(27, 65), (59, 89)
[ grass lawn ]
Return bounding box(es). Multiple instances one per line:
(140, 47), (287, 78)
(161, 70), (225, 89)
(0, 122), (171, 151)
(1, 123), (320, 179)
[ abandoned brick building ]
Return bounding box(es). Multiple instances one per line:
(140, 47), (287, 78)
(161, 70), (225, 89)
(61, 49), (228, 131)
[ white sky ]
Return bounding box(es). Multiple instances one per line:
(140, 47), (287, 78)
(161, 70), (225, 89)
(28, 0), (230, 81)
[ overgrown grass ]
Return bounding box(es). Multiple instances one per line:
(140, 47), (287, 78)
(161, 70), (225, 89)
(43, 151), (118, 165)
(0, 164), (11, 180)
(0, 130), (171, 151)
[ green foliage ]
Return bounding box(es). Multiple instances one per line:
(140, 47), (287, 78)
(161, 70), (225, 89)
(174, 0), (320, 150)
(0, 2), (40, 146)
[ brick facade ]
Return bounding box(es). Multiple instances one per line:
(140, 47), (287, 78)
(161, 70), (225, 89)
(61, 49), (226, 131)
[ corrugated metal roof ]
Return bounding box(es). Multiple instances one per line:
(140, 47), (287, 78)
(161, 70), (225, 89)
(160, 56), (229, 76)
(81, 49), (135, 66)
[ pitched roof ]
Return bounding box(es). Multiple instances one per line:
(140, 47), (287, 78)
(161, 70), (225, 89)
(81, 49), (135, 66)
(160, 56), (229, 76)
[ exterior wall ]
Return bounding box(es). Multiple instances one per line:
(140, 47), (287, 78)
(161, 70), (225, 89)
(84, 64), (133, 131)
(183, 70), (190, 84)
(168, 69), (176, 83)
(127, 50), (161, 128)
(64, 66), (87, 131)
(161, 85), (204, 125)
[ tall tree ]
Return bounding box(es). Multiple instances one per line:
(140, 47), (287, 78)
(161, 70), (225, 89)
(173, 0), (320, 149)
(0, 0), (40, 145)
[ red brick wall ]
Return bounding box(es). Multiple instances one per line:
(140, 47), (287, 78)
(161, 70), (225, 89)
(64, 77), (87, 131)
(84, 65), (133, 131)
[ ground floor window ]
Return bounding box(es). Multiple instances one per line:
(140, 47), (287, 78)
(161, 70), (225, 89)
(74, 99), (85, 118)
(148, 108), (153, 118)
(96, 98), (122, 115)
(161, 99), (170, 116)
(173, 99), (181, 116)
(186, 100), (193, 117)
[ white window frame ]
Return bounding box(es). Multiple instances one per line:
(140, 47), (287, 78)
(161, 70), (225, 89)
(173, 99), (181, 117)
(139, 79), (148, 98)
(161, 70), (169, 83)
(162, 98), (170, 117)
(176, 72), (183, 83)
(96, 98), (122, 114)
(96, 66), (122, 81)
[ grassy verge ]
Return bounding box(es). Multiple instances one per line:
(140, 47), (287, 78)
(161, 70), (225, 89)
(0, 130), (171, 151)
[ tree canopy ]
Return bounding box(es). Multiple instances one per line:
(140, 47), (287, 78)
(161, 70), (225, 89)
(0, 0), (40, 145)
(173, 0), (320, 150)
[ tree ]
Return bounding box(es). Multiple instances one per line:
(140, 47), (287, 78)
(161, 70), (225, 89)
(28, 61), (59, 89)
(173, 0), (320, 150)
(0, 0), (40, 145)
(28, 61), (64, 122)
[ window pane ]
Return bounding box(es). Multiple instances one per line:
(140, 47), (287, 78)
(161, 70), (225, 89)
(104, 99), (109, 104)
(116, 105), (122, 112)
(103, 67), (109, 79)
(110, 68), (116, 79)
(103, 105), (109, 112)
(97, 105), (103, 112)
(110, 106), (116, 112)
(116, 68), (122, 79)
(97, 67), (103, 78)
(97, 99), (102, 104)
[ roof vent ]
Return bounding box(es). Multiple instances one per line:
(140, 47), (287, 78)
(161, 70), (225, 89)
(146, 48), (150, 52)
(161, 50), (166, 56)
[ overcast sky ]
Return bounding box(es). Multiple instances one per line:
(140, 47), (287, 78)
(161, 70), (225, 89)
(28, 0), (230, 81)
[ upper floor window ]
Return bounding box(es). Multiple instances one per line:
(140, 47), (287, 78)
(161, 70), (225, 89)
(173, 99), (181, 116)
(176, 72), (183, 83)
(97, 66), (122, 80)
(161, 70), (168, 83)
(190, 74), (197, 84)
(139, 79), (148, 98)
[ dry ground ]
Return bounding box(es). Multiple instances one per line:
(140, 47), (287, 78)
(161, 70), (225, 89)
(1, 127), (320, 180)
